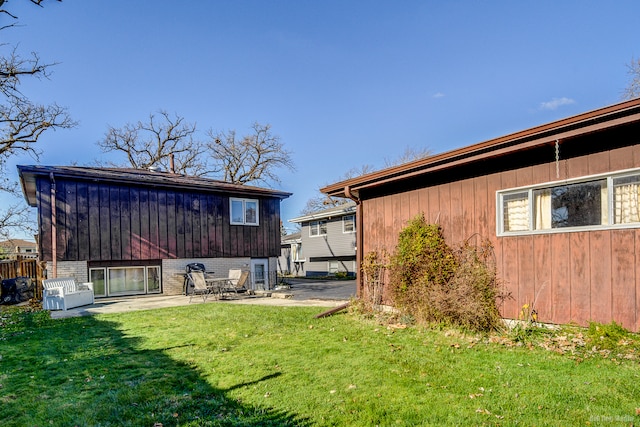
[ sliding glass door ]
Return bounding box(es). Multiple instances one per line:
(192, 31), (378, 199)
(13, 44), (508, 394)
(89, 265), (162, 297)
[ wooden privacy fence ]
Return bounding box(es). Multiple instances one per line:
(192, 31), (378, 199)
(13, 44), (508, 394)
(0, 255), (45, 300)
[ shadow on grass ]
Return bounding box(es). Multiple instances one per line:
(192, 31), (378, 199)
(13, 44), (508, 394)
(0, 312), (308, 426)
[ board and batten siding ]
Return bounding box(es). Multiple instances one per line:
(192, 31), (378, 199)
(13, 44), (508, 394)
(36, 177), (282, 262)
(360, 143), (640, 332)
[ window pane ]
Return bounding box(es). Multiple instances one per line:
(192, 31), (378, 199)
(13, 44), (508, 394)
(533, 189), (552, 230)
(147, 266), (161, 293)
(503, 192), (530, 231)
(231, 199), (244, 223)
(550, 180), (605, 228)
(613, 175), (640, 224)
(108, 269), (126, 293)
(108, 267), (145, 294)
(344, 215), (355, 232)
(245, 200), (258, 224)
(319, 220), (327, 235)
(90, 268), (106, 297)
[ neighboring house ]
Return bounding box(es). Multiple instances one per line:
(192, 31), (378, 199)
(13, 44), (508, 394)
(0, 239), (38, 258)
(278, 231), (302, 276)
(289, 201), (357, 277)
(322, 98), (640, 332)
(18, 166), (291, 297)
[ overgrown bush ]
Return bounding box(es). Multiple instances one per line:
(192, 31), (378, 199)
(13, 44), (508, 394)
(387, 213), (504, 332)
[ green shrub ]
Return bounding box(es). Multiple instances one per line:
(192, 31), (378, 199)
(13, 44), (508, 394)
(586, 321), (631, 350)
(387, 213), (503, 332)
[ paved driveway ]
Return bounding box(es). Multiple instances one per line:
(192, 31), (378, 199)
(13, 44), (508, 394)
(279, 278), (356, 301)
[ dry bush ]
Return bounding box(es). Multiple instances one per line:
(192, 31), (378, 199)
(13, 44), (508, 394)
(361, 250), (388, 308)
(388, 213), (504, 332)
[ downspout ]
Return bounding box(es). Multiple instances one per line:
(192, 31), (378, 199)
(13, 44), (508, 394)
(344, 185), (362, 298)
(50, 172), (57, 278)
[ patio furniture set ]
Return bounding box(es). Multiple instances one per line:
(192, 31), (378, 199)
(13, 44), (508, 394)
(187, 268), (250, 303)
(41, 268), (249, 311)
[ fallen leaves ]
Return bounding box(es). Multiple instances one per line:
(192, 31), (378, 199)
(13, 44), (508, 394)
(484, 328), (639, 362)
(475, 408), (504, 419)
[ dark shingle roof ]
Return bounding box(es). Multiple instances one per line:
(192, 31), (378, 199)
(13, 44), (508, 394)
(18, 165), (291, 206)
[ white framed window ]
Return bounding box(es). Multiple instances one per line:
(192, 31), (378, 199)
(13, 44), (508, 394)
(309, 220), (327, 237)
(230, 198), (259, 226)
(343, 215), (355, 233)
(497, 168), (640, 236)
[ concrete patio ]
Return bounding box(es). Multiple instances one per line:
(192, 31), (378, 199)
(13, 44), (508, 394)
(49, 279), (356, 319)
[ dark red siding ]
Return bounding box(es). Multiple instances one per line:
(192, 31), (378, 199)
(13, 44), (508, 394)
(361, 142), (640, 331)
(37, 178), (282, 263)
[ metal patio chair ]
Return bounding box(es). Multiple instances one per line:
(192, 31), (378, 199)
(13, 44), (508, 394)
(188, 271), (213, 303)
(221, 270), (250, 297)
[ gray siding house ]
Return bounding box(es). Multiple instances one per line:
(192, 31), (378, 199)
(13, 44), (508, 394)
(289, 202), (357, 277)
(278, 231), (302, 276)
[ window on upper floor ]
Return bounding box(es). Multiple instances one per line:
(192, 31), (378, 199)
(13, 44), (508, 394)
(497, 169), (640, 235)
(309, 220), (327, 237)
(230, 198), (259, 226)
(343, 215), (355, 233)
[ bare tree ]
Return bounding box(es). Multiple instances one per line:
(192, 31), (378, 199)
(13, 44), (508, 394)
(383, 145), (432, 168)
(1, 0), (74, 238)
(300, 165), (376, 215)
(98, 110), (206, 174)
(622, 57), (640, 100)
(300, 146), (432, 216)
(207, 122), (295, 186)
(0, 204), (34, 240)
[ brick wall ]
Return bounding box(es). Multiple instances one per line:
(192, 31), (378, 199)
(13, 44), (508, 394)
(162, 257), (252, 295)
(53, 258), (274, 296)
(55, 261), (89, 283)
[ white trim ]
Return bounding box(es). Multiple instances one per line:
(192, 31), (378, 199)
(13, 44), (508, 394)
(250, 258), (269, 290)
(230, 197), (260, 226)
(289, 204), (356, 223)
(343, 214), (356, 233)
(309, 219), (327, 237)
(497, 167), (640, 236)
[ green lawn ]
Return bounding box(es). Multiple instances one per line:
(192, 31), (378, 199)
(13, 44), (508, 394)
(1, 304), (639, 426)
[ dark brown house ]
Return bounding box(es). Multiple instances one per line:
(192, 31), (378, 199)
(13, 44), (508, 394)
(322, 98), (640, 332)
(18, 166), (290, 297)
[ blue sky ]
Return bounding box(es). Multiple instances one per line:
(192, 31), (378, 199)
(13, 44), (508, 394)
(3, 0), (640, 237)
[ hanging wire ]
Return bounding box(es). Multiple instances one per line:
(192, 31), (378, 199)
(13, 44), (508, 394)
(555, 139), (560, 179)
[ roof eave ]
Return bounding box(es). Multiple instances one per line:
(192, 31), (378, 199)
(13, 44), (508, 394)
(17, 165), (292, 204)
(289, 205), (357, 223)
(321, 98), (640, 198)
